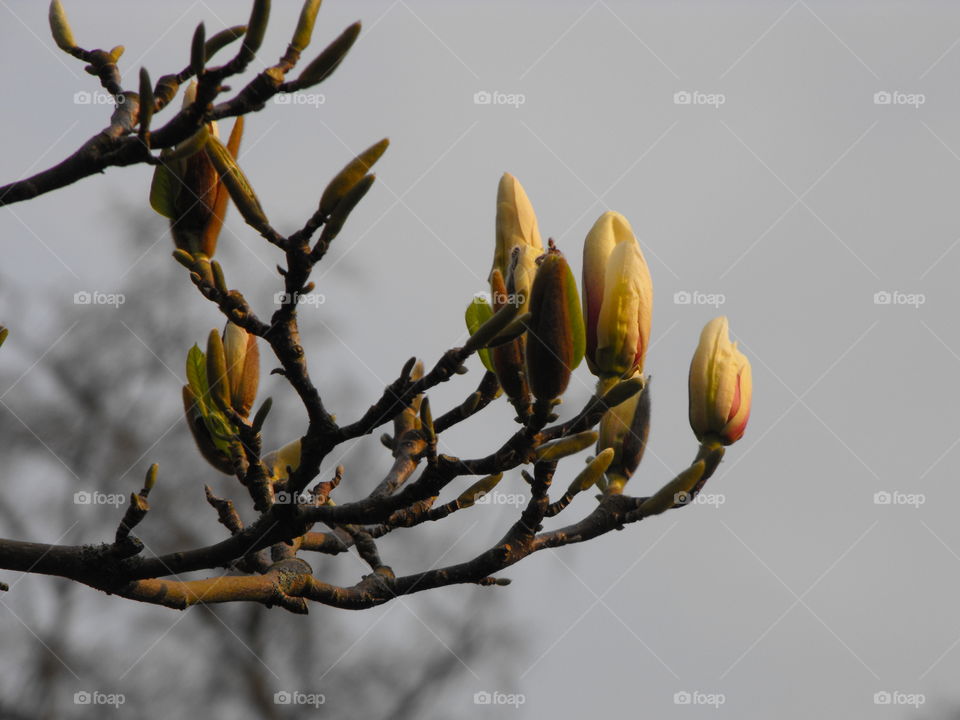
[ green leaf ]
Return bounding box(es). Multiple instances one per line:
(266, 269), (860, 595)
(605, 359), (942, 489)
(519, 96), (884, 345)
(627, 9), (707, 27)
(149, 161), (181, 219)
(185, 344), (209, 415)
(465, 296), (495, 371)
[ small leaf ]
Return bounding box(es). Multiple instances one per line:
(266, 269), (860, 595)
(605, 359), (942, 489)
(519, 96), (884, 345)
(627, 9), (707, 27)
(185, 344), (210, 415)
(149, 162), (181, 218)
(465, 297), (495, 372)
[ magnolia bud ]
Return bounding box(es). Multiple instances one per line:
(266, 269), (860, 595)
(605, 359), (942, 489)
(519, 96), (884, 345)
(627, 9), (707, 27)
(525, 248), (585, 402)
(457, 473), (503, 508)
(149, 83), (244, 260)
(222, 322), (259, 418)
(582, 211), (652, 379)
(491, 173), (543, 282)
(688, 317), (752, 445)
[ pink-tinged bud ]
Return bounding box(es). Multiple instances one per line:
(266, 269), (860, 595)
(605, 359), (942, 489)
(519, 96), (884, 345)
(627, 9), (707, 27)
(491, 173), (543, 283)
(582, 212), (652, 379)
(688, 317), (752, 445)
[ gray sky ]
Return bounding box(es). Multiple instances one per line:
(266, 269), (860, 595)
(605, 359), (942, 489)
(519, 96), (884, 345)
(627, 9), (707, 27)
(3, 0), (960, 717)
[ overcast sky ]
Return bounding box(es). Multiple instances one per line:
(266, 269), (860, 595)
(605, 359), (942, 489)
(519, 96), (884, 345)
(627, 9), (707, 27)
(4, 1), (960, 717)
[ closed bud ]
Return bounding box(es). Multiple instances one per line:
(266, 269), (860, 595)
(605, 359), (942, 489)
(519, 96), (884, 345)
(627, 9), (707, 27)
(319, 138), (389, 217)
(222, 321), (259, 418)
(239, 0), (270, 63)
(582, 211), (653, 379)
(204, 128), (270, 237)
(288, 22), (361, 90)
(535, 431), (598, 462)
(525, 248), (585, 402)
(688, 317), (752, 445)
(457, 473), (503, 508)
(143, 463), (159, 494)
(597, 376), (651, 493)
(48, 0), (76, 52)
(568, 448), (615, 494)
(149, 84), (244, 259)
(491, 173), (542, 282)
(291, 0), (322, 53)
(204, 25), (246, 62)
(206, 329), (231, 413)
